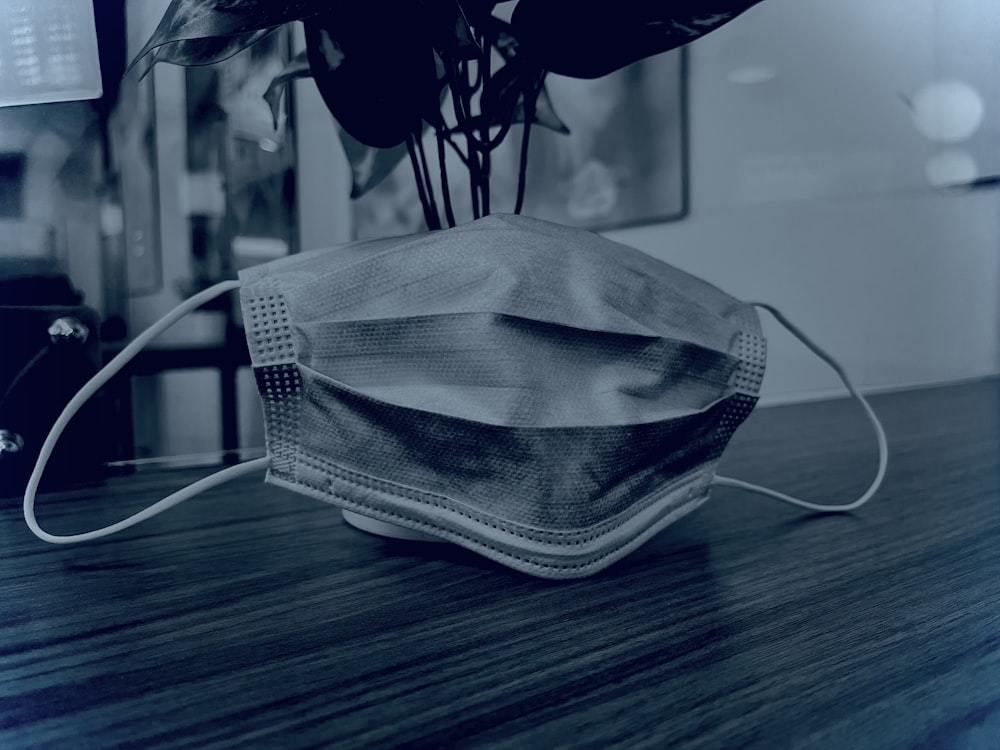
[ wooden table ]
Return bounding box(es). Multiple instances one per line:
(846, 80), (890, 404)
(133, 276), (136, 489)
(2, 379), (998, 748)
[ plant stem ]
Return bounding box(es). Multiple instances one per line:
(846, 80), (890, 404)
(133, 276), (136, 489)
(468, 52), (484, 91)
(436, 128), (457, 227)
(480, 150), (490, 215)
(442, 132), (471, 168)
(474, 43), (491, 216)
(515, 79), (541, 215)
(514, 120), (532, 215)
(468, 147), (481, 220)
(415, 131), (441, 228)
(455, 60), (481, 219)
(406, 133), (440, 231)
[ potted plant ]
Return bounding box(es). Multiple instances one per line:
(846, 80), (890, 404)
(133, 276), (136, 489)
(131, 0), (764, 232)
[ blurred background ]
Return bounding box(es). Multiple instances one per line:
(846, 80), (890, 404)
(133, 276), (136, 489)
(0, 0), (997, 491)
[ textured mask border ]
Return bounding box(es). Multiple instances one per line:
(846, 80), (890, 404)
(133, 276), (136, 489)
(243, 282), (301, 476)
(271, 454), (713, 579)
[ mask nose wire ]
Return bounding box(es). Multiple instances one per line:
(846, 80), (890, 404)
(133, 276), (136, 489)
(23, 279), (270, 544)
(712, 302), (889, 512)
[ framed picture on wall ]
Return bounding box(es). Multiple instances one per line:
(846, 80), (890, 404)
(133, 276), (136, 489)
(352, 48), (688, 239)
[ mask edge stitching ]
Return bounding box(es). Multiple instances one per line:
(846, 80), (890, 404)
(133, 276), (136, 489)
(268, 471), (711, 578)
(293, 450), (712, 546)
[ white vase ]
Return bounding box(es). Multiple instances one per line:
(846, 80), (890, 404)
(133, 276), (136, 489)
(341, 509), (446, 542)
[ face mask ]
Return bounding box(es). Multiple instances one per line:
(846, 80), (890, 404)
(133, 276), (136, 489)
(22, 214), (887, 579)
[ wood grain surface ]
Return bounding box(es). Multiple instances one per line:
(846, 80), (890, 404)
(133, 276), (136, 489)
(1, 379), (998, 749)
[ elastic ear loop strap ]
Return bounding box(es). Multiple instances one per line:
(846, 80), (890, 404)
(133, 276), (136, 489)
(712, 303), (889, 512)
(23, 280), (270, 544)
(27, 290), (886, 540)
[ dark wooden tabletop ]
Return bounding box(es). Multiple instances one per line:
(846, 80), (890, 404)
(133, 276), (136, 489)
(2, 379), (998, 749)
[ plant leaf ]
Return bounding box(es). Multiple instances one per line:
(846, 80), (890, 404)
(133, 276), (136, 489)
(337, 130), (413, 199)
(476, 64), (570, 135)
(129, 0), (330, 73)
(261, 48), (417, 198)
(485, 18), (520, 62)
(456, 0), (502, 29)
(511, 0), (766, 79)
(303, 6), (440, 148)
(513, 82), (570, 134)
(481, 16), (568, 134)
(263, 51), (312, 130)
(133, 29), (272, 80)
(414, 0), (480, 61)
(478, 63), (526, 131)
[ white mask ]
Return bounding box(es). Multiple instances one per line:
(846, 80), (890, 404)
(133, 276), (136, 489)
(23, 215), (887, 578)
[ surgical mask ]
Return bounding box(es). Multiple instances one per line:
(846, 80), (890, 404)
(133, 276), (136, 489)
(22, 214), (887, 579)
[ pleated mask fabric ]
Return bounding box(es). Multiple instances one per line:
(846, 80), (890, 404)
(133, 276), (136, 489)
(239, 214), (767, 579)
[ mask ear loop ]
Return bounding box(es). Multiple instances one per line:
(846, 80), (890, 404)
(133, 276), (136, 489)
(23, 280), (271, 544)
(712, 302), (889, 512)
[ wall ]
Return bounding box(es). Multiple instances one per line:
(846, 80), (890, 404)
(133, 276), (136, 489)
(603, 0), (999, 404)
